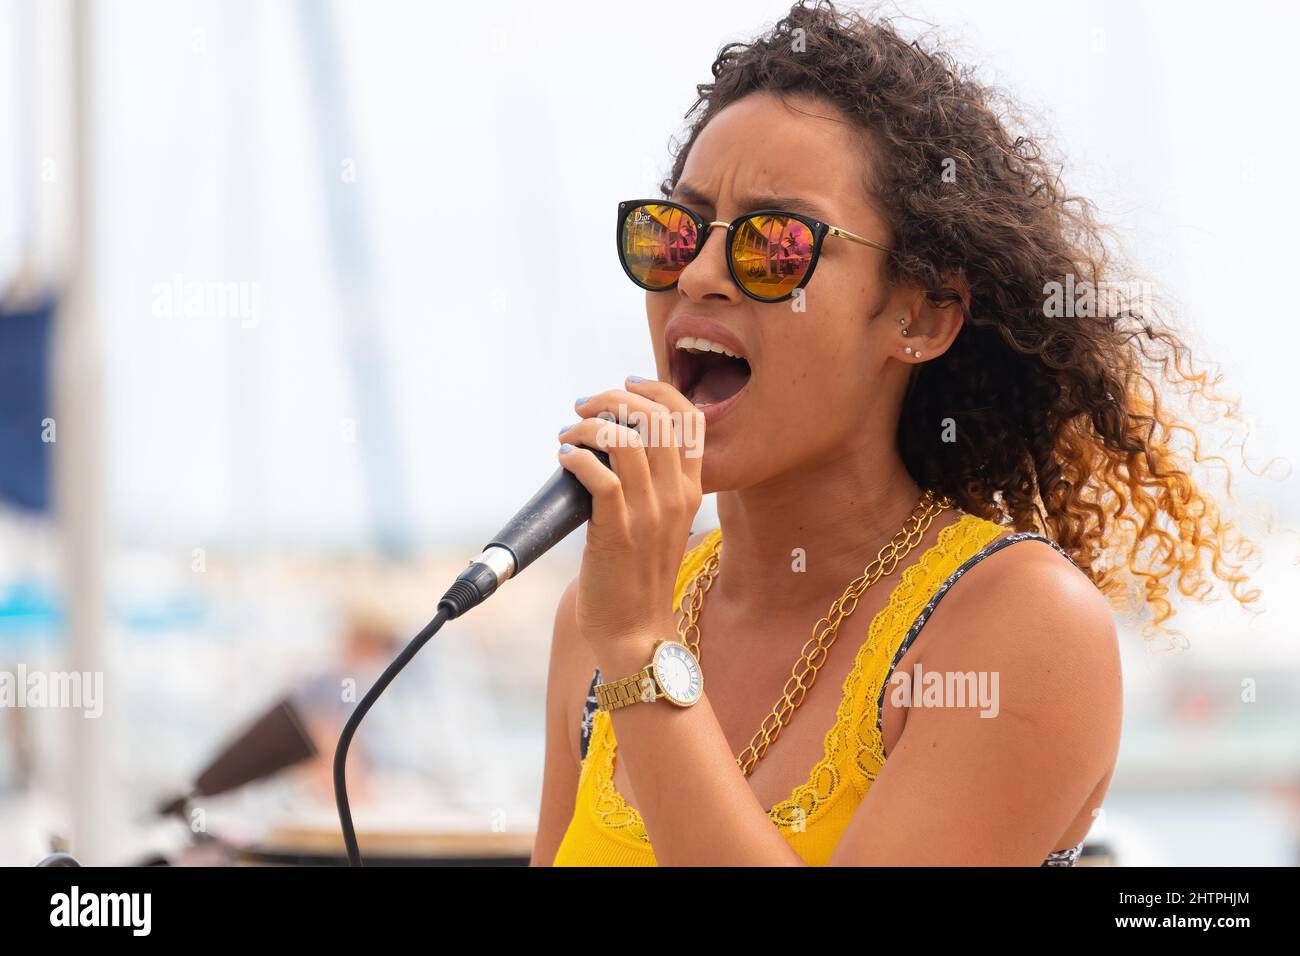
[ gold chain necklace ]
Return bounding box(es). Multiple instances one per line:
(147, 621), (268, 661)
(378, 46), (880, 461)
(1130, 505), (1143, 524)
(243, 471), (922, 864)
(675, 489), (952, 777)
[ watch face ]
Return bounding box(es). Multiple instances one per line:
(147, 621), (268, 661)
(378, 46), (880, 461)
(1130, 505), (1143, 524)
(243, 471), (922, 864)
(652, 642), (703, 706)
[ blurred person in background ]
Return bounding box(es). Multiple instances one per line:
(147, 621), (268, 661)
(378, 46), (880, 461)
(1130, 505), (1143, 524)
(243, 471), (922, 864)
(291, 599), (402, 807)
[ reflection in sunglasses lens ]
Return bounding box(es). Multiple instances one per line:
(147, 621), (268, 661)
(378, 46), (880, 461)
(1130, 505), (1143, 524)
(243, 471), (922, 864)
(732, 215), (813, 300)
(622, 204), (698, 289)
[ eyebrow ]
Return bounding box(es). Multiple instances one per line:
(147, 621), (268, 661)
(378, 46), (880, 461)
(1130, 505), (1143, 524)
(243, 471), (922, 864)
(670, 183), (834, 223)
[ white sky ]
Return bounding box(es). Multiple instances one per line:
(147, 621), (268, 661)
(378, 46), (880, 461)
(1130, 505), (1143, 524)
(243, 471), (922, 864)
(1, 0), (1296, 551)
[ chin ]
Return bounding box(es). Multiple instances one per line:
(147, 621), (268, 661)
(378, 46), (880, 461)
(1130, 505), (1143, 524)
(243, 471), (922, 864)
(696, 432), (753, 496)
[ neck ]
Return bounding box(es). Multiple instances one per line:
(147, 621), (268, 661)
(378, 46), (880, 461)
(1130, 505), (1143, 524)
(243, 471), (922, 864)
(712, 442), (934, 616)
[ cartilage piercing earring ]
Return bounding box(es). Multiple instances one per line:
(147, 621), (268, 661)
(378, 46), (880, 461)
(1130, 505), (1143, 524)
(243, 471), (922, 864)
(899, 316), (910, 336)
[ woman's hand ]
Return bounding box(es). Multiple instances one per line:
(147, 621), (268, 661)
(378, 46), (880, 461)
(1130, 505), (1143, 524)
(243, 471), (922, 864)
(557, 376), (706, 659)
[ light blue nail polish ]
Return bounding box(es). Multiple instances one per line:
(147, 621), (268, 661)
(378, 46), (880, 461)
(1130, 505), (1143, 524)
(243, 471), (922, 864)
(627, 375), (646, 383)
(559, 425), (570, 436)
(596, 410), (616, 422)
(575, 395), (590, 405)
(559, 442), (574, 453)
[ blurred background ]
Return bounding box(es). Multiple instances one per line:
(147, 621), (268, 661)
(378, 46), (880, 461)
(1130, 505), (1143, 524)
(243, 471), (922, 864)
(0, 0), (1297, 865)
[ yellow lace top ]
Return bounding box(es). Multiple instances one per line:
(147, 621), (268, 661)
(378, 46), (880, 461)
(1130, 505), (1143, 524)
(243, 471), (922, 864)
(550, 511), (1085, 867)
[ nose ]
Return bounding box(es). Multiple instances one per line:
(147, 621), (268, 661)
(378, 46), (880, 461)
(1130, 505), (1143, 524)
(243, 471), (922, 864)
(676, 222), (745, 305)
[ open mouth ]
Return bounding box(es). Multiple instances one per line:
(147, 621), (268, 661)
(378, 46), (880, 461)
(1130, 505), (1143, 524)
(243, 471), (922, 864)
(671, 335), (752, 408)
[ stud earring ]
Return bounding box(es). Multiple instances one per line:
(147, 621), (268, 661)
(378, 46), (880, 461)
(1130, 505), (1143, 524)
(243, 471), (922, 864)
(904, 346), (913, 355)
(898, 315), (910, 337)
(915, 352), (923, 359)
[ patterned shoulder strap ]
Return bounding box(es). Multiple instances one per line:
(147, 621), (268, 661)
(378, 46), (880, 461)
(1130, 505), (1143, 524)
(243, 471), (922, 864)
(875, 531), (1080, 754)
(1042, 841), (1085, 866)
(580, 666), (601, 761)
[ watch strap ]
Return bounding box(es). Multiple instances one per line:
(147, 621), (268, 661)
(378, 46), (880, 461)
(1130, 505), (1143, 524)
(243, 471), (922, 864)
(594, 664), (659, 712)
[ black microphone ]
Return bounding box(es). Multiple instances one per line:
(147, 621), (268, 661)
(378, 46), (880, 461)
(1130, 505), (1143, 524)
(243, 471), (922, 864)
(437, 447), (612, 618)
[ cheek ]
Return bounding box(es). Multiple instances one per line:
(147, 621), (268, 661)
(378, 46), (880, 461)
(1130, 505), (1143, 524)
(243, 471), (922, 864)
(758, 309), (877, 419)
(785, 296), (871, 374)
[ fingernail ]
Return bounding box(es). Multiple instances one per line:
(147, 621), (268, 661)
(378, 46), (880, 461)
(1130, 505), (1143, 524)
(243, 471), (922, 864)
(558, 424), (570, 436)
(626, 375), (646, 383)
(559, 443), (574, 453)
(596, 410), (616, 422)
(574, 395), (590, 405)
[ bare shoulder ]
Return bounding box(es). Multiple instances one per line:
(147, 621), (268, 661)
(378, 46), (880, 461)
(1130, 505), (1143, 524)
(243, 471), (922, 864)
(950, 536), (1120, 663)
(916, 534), (1123, 771)
(834, 534), (1123, 864)
(937, 535), (1121, 675)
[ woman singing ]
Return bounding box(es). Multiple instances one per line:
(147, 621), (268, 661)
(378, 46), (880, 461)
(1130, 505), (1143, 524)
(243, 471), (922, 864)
(530, 0), (1257, 866)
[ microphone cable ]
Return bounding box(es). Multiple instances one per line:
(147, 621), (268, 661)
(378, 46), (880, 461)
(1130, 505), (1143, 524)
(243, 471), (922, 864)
(334, 447), (611, 865)
(333, 605), (451, 866)
(334, 570), (489, 866)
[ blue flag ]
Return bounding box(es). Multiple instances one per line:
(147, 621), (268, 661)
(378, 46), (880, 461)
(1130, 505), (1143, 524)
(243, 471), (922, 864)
(0, 295), (55, 513)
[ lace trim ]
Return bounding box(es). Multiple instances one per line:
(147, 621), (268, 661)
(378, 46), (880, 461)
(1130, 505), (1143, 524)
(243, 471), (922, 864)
(585, 514), (1002, 841)
(587, 710), (651, 842)
(775, 513), (1004, 826)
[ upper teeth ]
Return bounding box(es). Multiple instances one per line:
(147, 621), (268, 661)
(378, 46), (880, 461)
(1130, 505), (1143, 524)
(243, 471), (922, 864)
(674, 336), (743, 359)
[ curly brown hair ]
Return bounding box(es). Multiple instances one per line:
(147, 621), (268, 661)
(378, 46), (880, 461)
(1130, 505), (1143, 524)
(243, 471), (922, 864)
(660, 0), (1260, 635)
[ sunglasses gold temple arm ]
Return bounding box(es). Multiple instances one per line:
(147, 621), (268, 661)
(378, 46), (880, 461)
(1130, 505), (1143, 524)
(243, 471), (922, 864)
(827, 224), (892, 254)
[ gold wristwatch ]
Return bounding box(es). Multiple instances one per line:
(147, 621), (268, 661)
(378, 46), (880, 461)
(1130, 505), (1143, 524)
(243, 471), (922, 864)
(594, 639), (704, 711)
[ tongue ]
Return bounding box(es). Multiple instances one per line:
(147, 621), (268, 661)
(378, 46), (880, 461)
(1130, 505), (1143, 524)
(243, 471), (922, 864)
(691, 362), (750, 405)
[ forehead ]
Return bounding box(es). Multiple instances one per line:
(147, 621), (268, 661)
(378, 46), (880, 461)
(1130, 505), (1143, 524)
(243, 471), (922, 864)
(674, 91), (873, 217)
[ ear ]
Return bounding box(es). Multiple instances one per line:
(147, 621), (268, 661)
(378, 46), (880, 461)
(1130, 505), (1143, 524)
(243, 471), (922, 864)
(894, 273), (968, 364)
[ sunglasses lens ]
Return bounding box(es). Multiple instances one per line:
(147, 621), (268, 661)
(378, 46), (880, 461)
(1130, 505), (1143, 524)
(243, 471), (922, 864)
(620, 204), (698, 290)
(731, 214), (815, 300)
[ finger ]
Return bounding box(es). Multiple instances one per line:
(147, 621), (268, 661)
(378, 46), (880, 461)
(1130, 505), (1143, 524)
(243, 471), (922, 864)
(575, 388), (681, 485)
(624, 376), (706, 484)
(556, 443), (627, 533)
(558, 417), (652, 505)
(678, 406), (706, 486)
